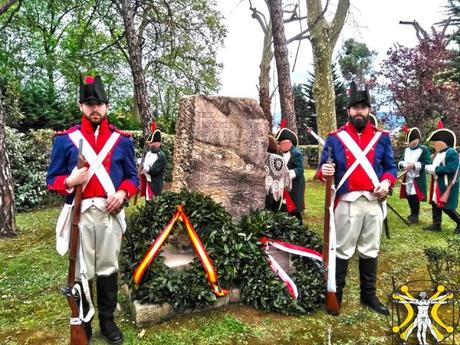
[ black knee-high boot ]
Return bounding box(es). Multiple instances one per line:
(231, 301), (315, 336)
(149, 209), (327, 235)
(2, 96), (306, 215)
(424, 203), (442, 231)
(444, 209), (460, 233)
(406, 195), (419, 223)
(97, 273), (123, 344)
(359, 257), (389, 315)
(335, 258), (349, 305)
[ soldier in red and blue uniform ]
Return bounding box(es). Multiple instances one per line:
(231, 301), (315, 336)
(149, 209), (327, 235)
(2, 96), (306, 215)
(47, 75), (138, 344)
(317, 82), (397, 315)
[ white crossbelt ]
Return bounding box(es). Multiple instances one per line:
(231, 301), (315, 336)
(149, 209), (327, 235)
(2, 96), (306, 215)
(336, 131), (382, 191)
(336, 129), (387, 217)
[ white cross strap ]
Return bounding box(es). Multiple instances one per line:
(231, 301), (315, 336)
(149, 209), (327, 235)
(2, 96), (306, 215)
(68, 130), (120, 195)
(336, 130), (382, 191)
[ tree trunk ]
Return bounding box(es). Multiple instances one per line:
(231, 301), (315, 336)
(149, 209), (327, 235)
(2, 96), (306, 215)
(259, 23), (274, 132)
(307, 0), (350, 139)
(312, 43), (336, 137)
(268, 0), (297, 133)
(117, 0), (153, 135)
(0, 91), (17, 238)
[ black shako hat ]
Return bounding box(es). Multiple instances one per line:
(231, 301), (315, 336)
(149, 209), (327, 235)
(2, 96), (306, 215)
(427, 128), (456, 148)
(405, 127), (421, 144)
(79, 75), (109, 104)
(348, 81), (371, 108)
(275, 127), (298, 147)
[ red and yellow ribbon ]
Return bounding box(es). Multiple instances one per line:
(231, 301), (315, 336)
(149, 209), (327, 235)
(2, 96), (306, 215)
(133, 205), (228, 297)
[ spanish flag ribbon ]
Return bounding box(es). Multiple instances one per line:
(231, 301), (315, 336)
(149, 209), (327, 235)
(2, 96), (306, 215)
(133, 205), (228, 297)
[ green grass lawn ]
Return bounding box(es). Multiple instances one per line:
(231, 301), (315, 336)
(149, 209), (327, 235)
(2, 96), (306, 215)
(1, 169), (459, 345)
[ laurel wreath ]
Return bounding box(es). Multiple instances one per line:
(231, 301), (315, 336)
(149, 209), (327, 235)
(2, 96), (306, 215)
(121, 191), (324, 314)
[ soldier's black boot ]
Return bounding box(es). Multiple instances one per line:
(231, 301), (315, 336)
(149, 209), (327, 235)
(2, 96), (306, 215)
(77, 281), (93, 341)
(406, 195), (419, 224)
(335, 258), (349, 305)
(97, 273), (123, 345)
(359, 257), (389, 316)
(423, 204), (442, 232)
(444, 209), (460, 234)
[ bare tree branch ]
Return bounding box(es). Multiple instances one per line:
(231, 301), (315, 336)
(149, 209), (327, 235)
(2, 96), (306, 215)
(330, 0), (350, 47)
(0, 0), (18, 16)
(399, 20), (429, 41)
(0, 0), (20, 31)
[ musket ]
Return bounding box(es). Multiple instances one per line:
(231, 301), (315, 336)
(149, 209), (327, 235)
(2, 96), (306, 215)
(383, 213), (391, 239)
(64, 139), (88, 345)
(323, 146), (340, 315)
(306, 127), (326, 146)
(133, 141), (148, 206)
(437, 153), (460, 208)
(386, 202), (410, 226)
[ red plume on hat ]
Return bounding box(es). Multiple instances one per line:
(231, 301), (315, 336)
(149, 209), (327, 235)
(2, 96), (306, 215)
(83, 75), (95, 85)
(280, 118), (287, 129)
(150, 120), (157, 133)
(401, 124), (410, 133)
(436, 118), (444, 129)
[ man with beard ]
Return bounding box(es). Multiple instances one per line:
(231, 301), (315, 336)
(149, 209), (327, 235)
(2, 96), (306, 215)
(47, 75), (138, 344)
(317, 82), (397, 315)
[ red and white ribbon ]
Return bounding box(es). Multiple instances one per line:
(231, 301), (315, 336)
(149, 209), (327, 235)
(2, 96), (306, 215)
(260, 237), (323, 299)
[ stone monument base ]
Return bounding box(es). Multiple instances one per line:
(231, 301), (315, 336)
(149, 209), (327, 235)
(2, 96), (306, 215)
(123, 285), (241, 326)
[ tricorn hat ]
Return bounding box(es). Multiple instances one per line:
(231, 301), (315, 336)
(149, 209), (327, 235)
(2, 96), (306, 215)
(402, 126), (421, 145)
(348, 81), (371, 108)
(79, 75), (109, 104)
(146, 120), (161, 143)
(427, 128), (456, 148)
(369, 113), (378, 127)
(275, 127), (298, 147)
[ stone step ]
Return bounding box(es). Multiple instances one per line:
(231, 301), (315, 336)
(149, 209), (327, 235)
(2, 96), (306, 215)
(122, 285), (241, 326)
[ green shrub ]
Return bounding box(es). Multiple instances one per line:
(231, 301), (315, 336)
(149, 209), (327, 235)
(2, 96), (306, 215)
(425, 236), (460, 292)
(238, 210), (324, 315)
(298, 144), (319, 167)
(5, 127), (55, 210)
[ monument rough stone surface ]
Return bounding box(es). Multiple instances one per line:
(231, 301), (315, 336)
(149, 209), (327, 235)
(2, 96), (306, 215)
(172, 95), (269, 220)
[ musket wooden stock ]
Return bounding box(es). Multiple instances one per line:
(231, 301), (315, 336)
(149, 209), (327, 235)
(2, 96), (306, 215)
(66, 139), (88, 345)
(323, 148), (340, 315)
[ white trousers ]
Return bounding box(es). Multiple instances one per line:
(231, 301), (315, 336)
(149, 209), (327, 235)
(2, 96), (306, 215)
(334, 197), (384, 260)
(76, 205), (123, 280)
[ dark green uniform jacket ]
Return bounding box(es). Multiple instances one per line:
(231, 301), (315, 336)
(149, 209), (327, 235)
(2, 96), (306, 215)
(286, 146), (305, 213)
(431, 147), (459, 210)
(149, 150), (167, 196)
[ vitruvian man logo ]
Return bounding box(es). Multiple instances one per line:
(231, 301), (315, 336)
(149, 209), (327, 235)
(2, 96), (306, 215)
(388, 281), (459, 345)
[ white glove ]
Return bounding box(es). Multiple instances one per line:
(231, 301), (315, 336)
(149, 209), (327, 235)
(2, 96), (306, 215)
(321, 163), (335, 176)
(425, 164), (436, 175)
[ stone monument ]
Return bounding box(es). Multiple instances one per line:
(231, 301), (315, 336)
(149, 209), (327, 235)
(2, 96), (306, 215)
(172, 95), (269, 220)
